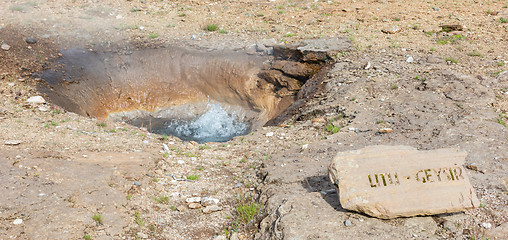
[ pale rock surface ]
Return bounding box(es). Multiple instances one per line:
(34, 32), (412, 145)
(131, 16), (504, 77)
(26, 96), (46, 104)
(328, 145), (480, 219)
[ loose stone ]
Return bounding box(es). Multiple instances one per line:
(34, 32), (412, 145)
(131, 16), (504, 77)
(344, 220), (352, 227)
(5, 140), (22, 145)
(186, 197), (201, 203)
(26, 96), (46, 104)
(25, 37), (37, 44)
(201, 197), (219, 206)
(188, 202), (202, 209)
(1, 44), (10, 50)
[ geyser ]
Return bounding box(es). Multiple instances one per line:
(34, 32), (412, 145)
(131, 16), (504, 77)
(37, 47), (301, 143)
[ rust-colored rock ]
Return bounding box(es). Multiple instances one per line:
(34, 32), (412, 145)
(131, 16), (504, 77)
(259, 70), (302, 91)
(329, 145), (480, 219)
(272, 60), (316, 79)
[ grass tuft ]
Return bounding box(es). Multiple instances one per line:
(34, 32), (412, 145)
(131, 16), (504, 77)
(92, 214), (103, 225)
(206, 24), (218, 31)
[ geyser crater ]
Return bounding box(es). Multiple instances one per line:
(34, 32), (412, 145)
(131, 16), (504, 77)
(37, 46), (314, 143)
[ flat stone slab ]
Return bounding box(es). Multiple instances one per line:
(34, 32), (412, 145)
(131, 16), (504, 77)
(329, 145), (480, 219)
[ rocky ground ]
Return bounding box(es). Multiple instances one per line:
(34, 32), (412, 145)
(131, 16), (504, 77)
(1, 0), (507, 239)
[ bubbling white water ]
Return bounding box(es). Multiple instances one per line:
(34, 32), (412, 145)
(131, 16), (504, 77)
(161, 104), (250, 143)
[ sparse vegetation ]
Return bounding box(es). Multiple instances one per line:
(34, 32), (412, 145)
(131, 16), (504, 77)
(498, 113), (507, 128)
(445, 57), (458, 64)
(437, 34), (465, 44)
(135, 211), (145, 227)
(148, 33), (159, 39)
(154, 196), (169, 204)
(228, 194), (263, 232)
(97, 122), (106, 127)
(187, 174), (199, 180)
(83, 235), (91, 240)
(206, 24), (218, 31)
(218, 29), (228, 34)
(467, 50), (483, 57)
(92, 214), (103, 225)
(499, 17), (508, 23)
(198, 145), (210, 150)
(325, 114), (345, 134)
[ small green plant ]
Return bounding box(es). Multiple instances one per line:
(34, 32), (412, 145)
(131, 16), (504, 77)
(170, 205), (178, 211)
(437, 34), (465, 44)
(325, 117), (341, 134)
(148, 33), (159, 39)
(415, 75), (426, 82)
(135, 212), (144, 226)
(206, 24), (218, 31)
(51, 121), (58, 126)
(154, 196), (169, 204)
(83, 235), (92, 240)
(499, 17), (508, 23)
(198, 145), (210, 150)
(236, 202), (262, 224)
(97, 122), (106, 127)
(391, 83), (398, 90)
(218, 29), (228, 34)
(107, 129), (116, 133)
(126, 194), (133, 200)
(284, 33), (297, 37)
(44, 123), (49, 128)
(233, 194), (263, 228)
(497, 61), (505, 66)
(430, 47), (436, 51)
(92, 214), (103, 225)
(197, 167), (204, 171)
(153, 177), (159, 182)
(394, 17), (400, 21)
(187, 174), (199, 181)
(498, 113), (507, 127)
(467, 50), (483, 57)
(53, 109), (61, 114)
(178, 13), (186, 17)
(445, 57), (458, 64)
(130, 8), (141, 12)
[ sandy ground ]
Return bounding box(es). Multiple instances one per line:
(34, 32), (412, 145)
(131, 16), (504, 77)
(0, 0), (507, 239)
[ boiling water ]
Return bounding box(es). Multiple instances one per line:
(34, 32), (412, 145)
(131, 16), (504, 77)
(155, 104), (250, 143)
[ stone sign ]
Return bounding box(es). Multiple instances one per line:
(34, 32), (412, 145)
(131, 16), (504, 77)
(328, 145), (480, 219)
